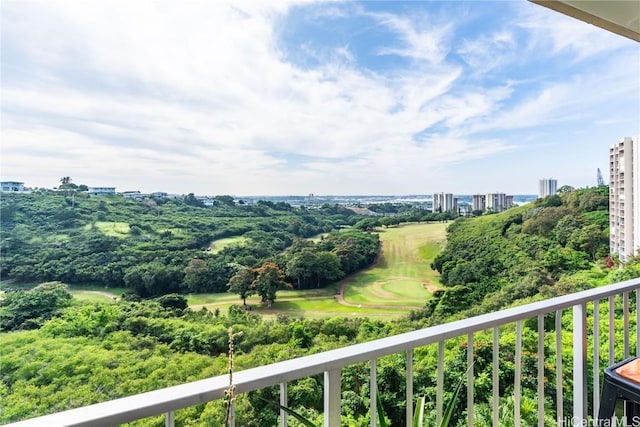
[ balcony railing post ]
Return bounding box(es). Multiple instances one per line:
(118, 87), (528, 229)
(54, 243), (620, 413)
(593, 301), (600, 420)
(556, 310), (563, 426)
(608, 296), (615, 364)
(324, 369), (341, 427)
(370, 359), (377, 427)
(573, 303), (587, 420)
(406, 349), (413, 427)
(624, 292), (630, 358)
(165, 411), (174, 427)
(437, 341), (444, 426)
(467, 332), (474, 427)
(492, 327), (499, 427)
(537, 314), (545, 427)
(515, 320), (522, 427)
(636, 290), (640, 356)
(280, 382), (288, 427)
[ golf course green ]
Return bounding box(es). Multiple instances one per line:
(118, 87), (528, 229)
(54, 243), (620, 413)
(65, 222), (447, 319)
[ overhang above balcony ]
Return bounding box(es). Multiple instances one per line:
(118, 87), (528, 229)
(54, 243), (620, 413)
(529, 0), (640, 42)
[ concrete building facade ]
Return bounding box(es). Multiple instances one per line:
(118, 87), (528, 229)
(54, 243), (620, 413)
(87, 187), (116, 196)
(433, 193), (456, 213)
(539, 178), (558, 198)
(485, 193), (513, 212)
(610, 136), (640, 261)
(506, 195), (514, 209)
(472, 194), (486, 211)
(0, 181), (25, 192)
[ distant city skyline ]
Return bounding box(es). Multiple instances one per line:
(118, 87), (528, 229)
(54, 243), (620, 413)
(1, 1), (638, 195)
(1, 179), (538, 199)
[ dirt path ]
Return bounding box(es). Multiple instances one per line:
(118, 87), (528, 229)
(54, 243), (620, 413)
(191, 295), (331, 310)
(73, 290), (120, 301)
(422, 281), (438, 292)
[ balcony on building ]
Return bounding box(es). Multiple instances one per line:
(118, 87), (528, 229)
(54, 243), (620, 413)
(5, 277), (640, 427)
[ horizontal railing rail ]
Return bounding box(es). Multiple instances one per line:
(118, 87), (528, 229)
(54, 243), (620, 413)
(6, 277), (640, 427)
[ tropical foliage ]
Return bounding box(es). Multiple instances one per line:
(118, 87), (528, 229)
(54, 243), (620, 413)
(2, 186), (640, 426)
(423, 186), (613, 324)
(0, 192), (376, 297)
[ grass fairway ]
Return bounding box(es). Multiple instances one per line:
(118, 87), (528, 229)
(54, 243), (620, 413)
(68, 285), (128, 303)
(70, 290), (119, 303)
(343, 222), (446, 307)
(208, 236), (248, 253)
(187, 286), (339, 307)
(66, 222), (447, 319)
(256, 298), (408, 320)
(84, 222), (130, 238)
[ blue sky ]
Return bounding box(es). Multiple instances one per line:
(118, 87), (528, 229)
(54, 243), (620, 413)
(1, 1), (638, 196)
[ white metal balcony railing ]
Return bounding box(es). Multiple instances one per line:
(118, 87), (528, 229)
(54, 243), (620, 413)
(6, 277), (640, 427)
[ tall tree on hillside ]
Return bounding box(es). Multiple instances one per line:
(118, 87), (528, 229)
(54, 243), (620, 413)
(227, 267), (256, 305)
(285, 248), (316, 289)
(59, 176), (72, 187)
(183, 258), (208, 293)
(313, 251), (343, 288)
(557, 185), (575, 194)
(568, 224), (608, 261)
(253, 262), (288, 308)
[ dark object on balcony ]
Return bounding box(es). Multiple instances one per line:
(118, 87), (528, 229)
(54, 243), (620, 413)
(598, 356), (640, 425)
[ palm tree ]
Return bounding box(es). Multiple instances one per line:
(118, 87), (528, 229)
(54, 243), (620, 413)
(59, 176), (72, 187)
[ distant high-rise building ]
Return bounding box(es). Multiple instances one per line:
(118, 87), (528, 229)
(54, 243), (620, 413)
(433, 192), (455, 213)
(505, 195), (514, 209)
(610, 136), (640, 261)
(472, 194), (486, 211)
(486, 193), (512, 212)
(597, 168), (605, 186)
(539, 178), (558, 198)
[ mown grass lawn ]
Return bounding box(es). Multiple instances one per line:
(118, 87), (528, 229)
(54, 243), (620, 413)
(187, 286), (339, 306)
(65, 222), (447, 318)
(70, 291), (119, 303)
(68, 285), (128, 303)
(208, 236), (248, 254)
(256, 298), (408, 320)
(84, 222), (131, 238)
(343, 222), (446, 307)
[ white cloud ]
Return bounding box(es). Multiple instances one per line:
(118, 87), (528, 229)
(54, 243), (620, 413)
(517, 3), (631, 62)
(466, 53), (640, 135)
(1, 1), (638, 195)
(457, 30), (517, 75)
(371, 12), (452, 63)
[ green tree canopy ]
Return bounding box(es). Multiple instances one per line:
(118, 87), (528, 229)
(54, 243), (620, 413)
(253, 262), (288, 308)
(0, 282), (72, 331)
(227, 267), (256, 305)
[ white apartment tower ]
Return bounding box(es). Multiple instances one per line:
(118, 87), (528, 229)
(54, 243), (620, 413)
(539, 178), (558, 198)
(472, 194), (486, 211)
(486, 193), (513, 212)
(433, 193), (456, 213)
(610, 136), (640, 261)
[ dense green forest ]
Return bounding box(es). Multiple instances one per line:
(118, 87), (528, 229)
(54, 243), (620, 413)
(2, 187), (640, 426)
(0, 191), (381, 298)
